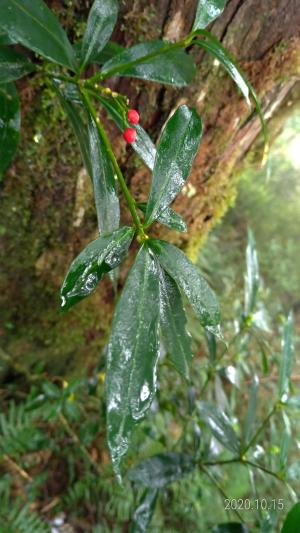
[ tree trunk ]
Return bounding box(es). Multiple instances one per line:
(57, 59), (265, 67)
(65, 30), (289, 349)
(1, 0), (299, 376)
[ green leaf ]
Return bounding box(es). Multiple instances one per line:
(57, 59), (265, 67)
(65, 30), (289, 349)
(197, 401), (240, 453)
(193, 0), (227, 30)
(97, 94), (156, 170)
(127, 452), (195, 487)
(87, 113), (120, 234)
(244, 228), (260, 316)
(150, 239), (220, 330)
(286, 396), (300, 409)
(287, 461), (300, 482)
(61, 226), (134, 311)
(0, 83), (20, 178)
(0, 0), (76, 70)
(193, 31), (267, 141)
(131, 489), (158, 533)
(106, 246), (160, 476)
(93, 41), (124, 64)
(0, 46), (34, 83)
(81, 0), (118, 68)
(101, 40), (196, 86)
(158, 267), (192, 379)
(278, 312), (294, 401)
(212, 524), (249, 533)
(145, 105), (202, 225)
(205, 330), (217, 366)
(282, 503), (300, 533)
(138, 203), (187, 233)
(0, 31), (17, 46)
(243, 375), (259, 444)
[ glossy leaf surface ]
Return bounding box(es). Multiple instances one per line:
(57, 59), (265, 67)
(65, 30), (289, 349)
(101, 40), (196, 86)
(0, 0), (76, 70)
(93, 41), (123, 64)
(106, 246), (160, 475)
(97, 95), (156, 171)
(244, 228), (260, 316)
(150, 239), (220, 329)
(131, 489), (158, 533)
(128, 452), (195, 487)
(194, 31), (267, 140)
(193, 0), (227, 30)
(145, 105), (202, 225)
(87, 114), (120, 234)
(81, 0), (118, 68)
(0, 46), (34, 83)
(138, 203), (187, 233)
(197, 401), (240, 453)
(0, 83), (20, 177)
(61, 226), (134, 311)
(159, 267), (192, 379)
(282, 503), (300, 533)
(278, 312), (294, 400)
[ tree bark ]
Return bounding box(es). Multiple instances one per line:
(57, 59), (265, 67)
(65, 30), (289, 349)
(1, 0), (299, 375)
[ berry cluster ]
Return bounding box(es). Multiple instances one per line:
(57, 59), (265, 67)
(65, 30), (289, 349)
(123, 109), (140, 143)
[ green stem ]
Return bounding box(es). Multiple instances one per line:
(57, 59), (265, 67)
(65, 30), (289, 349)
(202, 457), (282, 482)
(90, 36), (193, 83)
(242, 404), (278, 454)
(80, 89), (145, 238)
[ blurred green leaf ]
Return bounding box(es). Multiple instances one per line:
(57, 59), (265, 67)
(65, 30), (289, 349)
(101, 40), (196, 86)
(0, 46), (34, 83)
(145, 105), (202, 226)
(212, 524), (249, 533)
(81, 0), (118, 68)
(93, 41), (124, 64)
(243, 375), (259, 444)
(279, 411), (291, 470)
(150, 239), (221, 330)
(106, 246), (160, 476)
(158, 267), (193, 380)
(127, 452), (195, 487)
(138, 203), (187, 233)
(281, 502), (300, 533)
(0, 83), (20, 178)
(278, 312), (294, 401)
(286, 396), (300, 409)
(244, 228), (260, 317)
(193, 0), (227, 30)
(0, 0), (76, 70)
(60, 226), (134, 311)
(0, 31), (16, 46)
(286, 461), (300, 482)
(131, 488), (158, 533)
(97, 94), (156, 170)
(205, 329), (217, 366)
(197, 401), (240, 453)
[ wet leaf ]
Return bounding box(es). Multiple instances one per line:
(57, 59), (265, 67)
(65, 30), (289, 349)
(93, 41), (124, 64)
(212, 524), (249, 533)
(244, 228), (260, 316)
(131, 488), (158, 533)
(158, 267), (192, 380)
(97, 94), (156, 170)
(243, 375), (259, 444)
(60, 226), (134, 311)
(193, 0), (227, 30)
(278, 312), (294, 401)
(150, 239), (220, 330)
(106, 246), (160, 476)
(138, 203), (187, 233)
(101, 40), (196, 86)
(0, 0), (76, 70)
(87, 113), (120, 234)
(0, 46), (34, 83)
(127, 452), (195, 487)
(145, 105), (202, 225)
(197, 401), (240, 453)
(0, 83), (20, 178)
(81, 0), (118, 68)
(193, 31), (267, 141)
(282, 503), (300, 533)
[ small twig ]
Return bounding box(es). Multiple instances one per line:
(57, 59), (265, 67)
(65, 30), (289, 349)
(2, 453), (33, 483)
(242, 404), (278, 454)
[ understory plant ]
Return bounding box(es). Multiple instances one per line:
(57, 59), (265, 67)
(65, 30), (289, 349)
(0, 0), (272, 488)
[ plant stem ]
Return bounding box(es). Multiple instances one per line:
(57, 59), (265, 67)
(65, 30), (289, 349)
(242, 403), (278, 454)
(80, 89), (146, 239)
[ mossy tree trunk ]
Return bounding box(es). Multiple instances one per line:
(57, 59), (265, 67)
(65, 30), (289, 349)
(1, 0), (299, 376)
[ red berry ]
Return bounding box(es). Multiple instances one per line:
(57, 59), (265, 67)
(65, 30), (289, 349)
(123, 127), (137, 143)
(127, 109), (140, 125)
